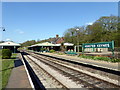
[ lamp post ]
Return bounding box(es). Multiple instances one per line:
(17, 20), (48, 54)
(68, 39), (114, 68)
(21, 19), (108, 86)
(76, 28), (79, 52)
(0, 27), (5, 31)
(0, 27), (5, 40)
(0, 27), (5, 38)
(0, 27), (5, 49)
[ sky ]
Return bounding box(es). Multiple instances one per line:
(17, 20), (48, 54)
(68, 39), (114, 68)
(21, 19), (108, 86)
(1, 2), (118, 43)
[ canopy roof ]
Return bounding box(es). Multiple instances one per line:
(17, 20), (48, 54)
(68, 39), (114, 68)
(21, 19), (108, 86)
(29, 42), (74, 47)
(0, 41), (21, 46)
(64, 43), (74, 46)
(31, 42), (55, 47)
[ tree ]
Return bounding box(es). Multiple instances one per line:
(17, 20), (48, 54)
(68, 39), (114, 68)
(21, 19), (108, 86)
(85, 23), (104, 42)
(95, 15), (118, 32)
(63, 15), (119, 47)
(21, 40), (36, 47)
(63, 26), (85, 45)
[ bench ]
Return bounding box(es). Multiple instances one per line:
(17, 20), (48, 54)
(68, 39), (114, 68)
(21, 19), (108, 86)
(64, 51), (77, 55)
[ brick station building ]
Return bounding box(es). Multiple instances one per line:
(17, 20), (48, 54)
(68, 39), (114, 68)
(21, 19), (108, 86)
(0, 41), (21, 53)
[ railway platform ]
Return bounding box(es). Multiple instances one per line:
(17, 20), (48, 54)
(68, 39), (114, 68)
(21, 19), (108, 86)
(6, 53), (32, 88)
(39, 52), (119, 72)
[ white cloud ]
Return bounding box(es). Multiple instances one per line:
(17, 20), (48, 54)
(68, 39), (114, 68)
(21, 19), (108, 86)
(15, 29), (24, 34)
(86, 22), (93, 25)
(86, 21), (95, 25)
(6, 38), (11, 41)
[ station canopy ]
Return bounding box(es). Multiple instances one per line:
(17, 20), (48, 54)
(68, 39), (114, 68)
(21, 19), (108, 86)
(0, 41), (21, 46)
(29, 42), (74, 47)
(30, 42), (56, 47)
(64, 43), (74, 46)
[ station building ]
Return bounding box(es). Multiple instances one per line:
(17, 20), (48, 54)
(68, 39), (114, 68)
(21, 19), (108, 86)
(0, 41), (21, 53)
(28, 42), (74, 52)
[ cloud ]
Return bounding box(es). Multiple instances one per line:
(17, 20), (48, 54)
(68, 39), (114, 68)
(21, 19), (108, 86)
(86, 21), (95, 25)
(15, 29), (24, 34)
(6, 38), (11, 41)
(86, 22), (93, 25)
(19, 31), (24, 34)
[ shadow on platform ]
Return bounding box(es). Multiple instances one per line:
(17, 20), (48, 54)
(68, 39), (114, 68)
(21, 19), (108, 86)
(0, 67), (14, 72)
(14, 59), (23, 67)
(0, 59), (23, 72)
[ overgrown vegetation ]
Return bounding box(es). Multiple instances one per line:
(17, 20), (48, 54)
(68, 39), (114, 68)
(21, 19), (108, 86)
(78, 54), (120, 63)
(2, 49), (12, 59)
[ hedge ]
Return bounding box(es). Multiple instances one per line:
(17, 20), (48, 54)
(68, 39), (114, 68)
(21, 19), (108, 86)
(2, 49), (12, 59)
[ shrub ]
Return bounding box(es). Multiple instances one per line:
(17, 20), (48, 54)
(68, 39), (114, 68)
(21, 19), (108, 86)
(93, 56), (110, 61)
(49, 49), (55, 53)
(40, 48), (46, 51)
(110, 58), (120, 62)
(79, 55), (94, 59)
(78, 54), (120, 62)
(2, 49), (12, 59)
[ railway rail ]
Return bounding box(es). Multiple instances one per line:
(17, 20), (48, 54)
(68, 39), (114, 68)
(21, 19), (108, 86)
(23, 51), (120, 89)
(23, 53), (69, 89)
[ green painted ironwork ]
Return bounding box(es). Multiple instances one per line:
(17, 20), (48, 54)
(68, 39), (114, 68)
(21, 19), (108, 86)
(82, 41), (114, 57)
(83, 41), (113, 48)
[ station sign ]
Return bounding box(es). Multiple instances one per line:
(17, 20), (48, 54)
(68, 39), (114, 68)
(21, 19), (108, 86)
(83, 42), (113, 48)
(82, 41), (114, 57)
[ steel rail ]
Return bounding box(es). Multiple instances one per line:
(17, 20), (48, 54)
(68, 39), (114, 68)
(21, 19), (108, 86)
(24, 54), (69, 89)
(26, 51), (120, 89)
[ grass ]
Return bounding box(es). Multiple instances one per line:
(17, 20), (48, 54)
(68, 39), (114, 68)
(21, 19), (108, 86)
(53, 51), (65, 55)
(1, 60), (14, 88)
(57, 53), (65, 55)
(78, 54), (120, 63)
(0, 53), (17, 89)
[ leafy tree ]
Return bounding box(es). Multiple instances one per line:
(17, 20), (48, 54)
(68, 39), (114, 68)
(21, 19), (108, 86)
(64, 15), (119, 47)
(64, 26), (85, 45)
(21, 40), (36, 47)
(95, 15), (118, 32)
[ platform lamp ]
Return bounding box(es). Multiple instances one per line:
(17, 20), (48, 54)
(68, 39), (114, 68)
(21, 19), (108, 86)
(76, 28), (79, 52)
(0, 27), (5, 48)
(0, 27), (5, 31)
(0, 27), (6, 39)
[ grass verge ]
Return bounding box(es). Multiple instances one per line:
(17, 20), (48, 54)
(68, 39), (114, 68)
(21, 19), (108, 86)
(78, 54), (120, 63)
(1, 53), (17, 88)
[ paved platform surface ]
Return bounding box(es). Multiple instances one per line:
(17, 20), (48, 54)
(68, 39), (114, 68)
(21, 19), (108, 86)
(6, 54), (31, 88)
(40, 52), (120, 71)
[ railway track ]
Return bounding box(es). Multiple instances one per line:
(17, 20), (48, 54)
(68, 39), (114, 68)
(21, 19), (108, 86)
(24, 50), (119, 88)
(23, 54), (69, 89)
(32, 51), (120, 81)
(23, 51), (120, 89)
